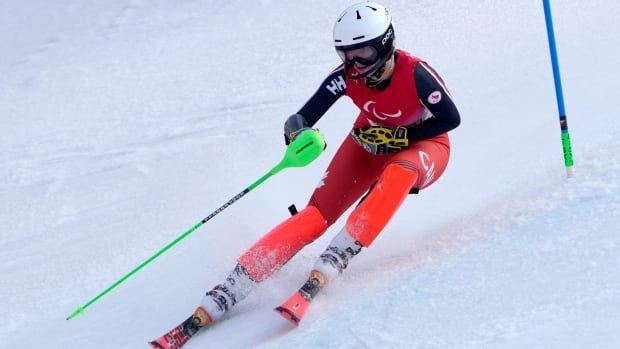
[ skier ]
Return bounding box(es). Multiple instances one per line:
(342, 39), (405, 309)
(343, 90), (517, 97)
(150, 2), (460, 347)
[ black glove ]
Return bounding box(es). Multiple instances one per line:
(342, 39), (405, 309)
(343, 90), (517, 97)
(351, 126), (409, 155)
(284, 113), (310, 145)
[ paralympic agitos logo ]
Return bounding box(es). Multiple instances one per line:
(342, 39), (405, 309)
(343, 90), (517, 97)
(363, 100), (402, 120)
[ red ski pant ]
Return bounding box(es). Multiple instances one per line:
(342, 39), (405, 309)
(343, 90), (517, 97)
(239, 133), (451, 281)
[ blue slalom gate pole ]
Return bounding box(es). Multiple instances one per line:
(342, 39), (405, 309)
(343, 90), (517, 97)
(542, 0), (574, 178)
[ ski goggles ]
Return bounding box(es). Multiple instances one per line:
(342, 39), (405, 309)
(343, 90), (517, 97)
(336, 45), (380, 67)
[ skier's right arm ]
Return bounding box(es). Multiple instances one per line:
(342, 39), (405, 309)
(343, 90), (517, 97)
(284, 66), (346, 144)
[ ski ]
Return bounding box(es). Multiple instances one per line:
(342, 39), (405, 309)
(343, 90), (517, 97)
(274, 270), (328, 325)
(275, 290), (310, 325)
(149, 307), (212, 349)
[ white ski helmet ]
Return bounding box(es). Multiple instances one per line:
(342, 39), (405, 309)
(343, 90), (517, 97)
(333, 1), (395, 79)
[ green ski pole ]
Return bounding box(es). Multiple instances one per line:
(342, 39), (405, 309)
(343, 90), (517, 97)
(67, 129), (326, 320)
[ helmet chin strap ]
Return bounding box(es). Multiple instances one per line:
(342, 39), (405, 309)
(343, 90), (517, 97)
(365, 54), (395, 88)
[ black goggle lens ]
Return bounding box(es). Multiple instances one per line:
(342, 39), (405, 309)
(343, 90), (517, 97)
(336, 46), (379, 67)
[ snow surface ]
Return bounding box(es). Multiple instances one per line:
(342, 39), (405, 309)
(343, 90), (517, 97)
(1, 1), (619, 348)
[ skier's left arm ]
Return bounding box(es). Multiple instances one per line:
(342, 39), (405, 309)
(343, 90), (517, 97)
(406, 62), (461, 141)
